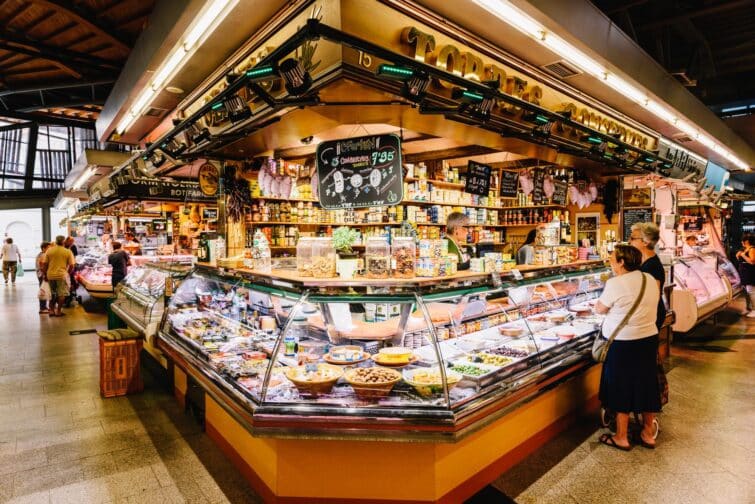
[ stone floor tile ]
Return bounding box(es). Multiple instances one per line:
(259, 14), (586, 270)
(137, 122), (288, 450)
(4, 490), (51, 504)
(0, 448), (48, 476)
(48, 478), (113, 504)
(103, 466), (162, 501)
(11, 459), (83, 497)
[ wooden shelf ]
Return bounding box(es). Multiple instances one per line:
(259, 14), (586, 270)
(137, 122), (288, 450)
(250, 221), (549, 228)
(404, 176), (467, 189)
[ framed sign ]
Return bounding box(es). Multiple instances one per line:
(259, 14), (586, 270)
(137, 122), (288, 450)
(465, 161), (492, 196)
(532, 170), (546, 204)
(198, 162), (219, 197)
(203, 207), (219, 220)
(552, 180), (568, 205)
(622, 208), (653, 242)
(623, 187), (652, 207)
(499, 170), (519, 198)
(316, 134), (403, 209)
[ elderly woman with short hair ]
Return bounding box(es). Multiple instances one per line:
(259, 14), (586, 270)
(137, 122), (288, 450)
(595, 244), (661, 451)
(629, 222), (666, 331)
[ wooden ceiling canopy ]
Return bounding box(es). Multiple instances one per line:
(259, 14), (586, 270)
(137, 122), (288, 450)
(0, 0), (155, 121)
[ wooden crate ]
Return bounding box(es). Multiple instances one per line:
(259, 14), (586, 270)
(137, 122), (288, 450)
(99, 337), (143, 397)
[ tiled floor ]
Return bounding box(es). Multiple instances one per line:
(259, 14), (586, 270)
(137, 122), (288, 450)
(489, 298), (755, 504)
(1, 276), (754, 504)
(0, 276), (261, 504)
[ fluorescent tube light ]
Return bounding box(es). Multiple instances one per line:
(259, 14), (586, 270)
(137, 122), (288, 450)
(183, 0), (233, 50)
(540, 33), (606, 78)
(474, 0), (544, 39)
(603, 74), (647, 104)
(645, 101), (676, 123)
(72, 168), (95, 190)
(151, 49), (188, 91)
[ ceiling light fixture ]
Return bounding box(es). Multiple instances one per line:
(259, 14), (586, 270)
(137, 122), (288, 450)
(116, 0), (240, 135)
(279, 58), (312, 96)
(222, 95), (252, 123)
(72, 167), (96, 190)
(471, 0), (750, 171)
(185, 122), (211, 145)
(376, 64), (430, 102)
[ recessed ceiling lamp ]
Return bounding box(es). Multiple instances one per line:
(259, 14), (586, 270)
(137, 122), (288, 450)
(278, 58), (312, 95)
(472, 0), (750, 170)
(116, 0), (240, 136)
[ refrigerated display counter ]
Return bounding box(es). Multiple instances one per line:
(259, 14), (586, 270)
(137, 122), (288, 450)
(671, 256), (733, 332)
(157, 261), (609, 502)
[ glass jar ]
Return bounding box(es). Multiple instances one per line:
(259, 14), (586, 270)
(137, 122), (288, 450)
(391, 237), (415, 278)
(366, 237), (390, 278)
(296, 237), (314, 277)
(310, 237), (336, 278)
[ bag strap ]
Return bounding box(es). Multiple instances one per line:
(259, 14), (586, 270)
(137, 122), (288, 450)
(603, 272), (647, 344)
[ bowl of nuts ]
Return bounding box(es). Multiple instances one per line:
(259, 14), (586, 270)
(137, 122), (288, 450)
(344, 367), (402, 399)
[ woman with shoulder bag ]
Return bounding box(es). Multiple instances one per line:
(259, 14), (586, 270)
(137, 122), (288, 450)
(735, 234), (755, 317)
(594, 244), (660, 451)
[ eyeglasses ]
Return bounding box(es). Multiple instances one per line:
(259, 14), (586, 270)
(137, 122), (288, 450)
(629, 235), (641, 240)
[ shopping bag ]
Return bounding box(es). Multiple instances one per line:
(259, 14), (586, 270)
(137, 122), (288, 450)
(38, 281), (51, 301)
(16, 264), (24, 277)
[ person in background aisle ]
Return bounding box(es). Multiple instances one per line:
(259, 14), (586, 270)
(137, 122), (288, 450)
(43, 235), (75, 317)
(595, 244), (661, 451)
(108, 242), (131, 290)
(516, 229), (537, 266)
(36, 242), (51, 314)
(445, 212), (473, 271)
(630, 223), (667, 331)
(63, 237), (79, 307)
(1, 237), (22, 285)
(124, 232), (142, 256)
(682, 235), (698, 256)
(64, 237), (78, 257)
(735, 234), (755, 318)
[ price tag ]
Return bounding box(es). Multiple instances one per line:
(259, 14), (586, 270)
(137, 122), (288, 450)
(491, 271), (502, 288)
(511, 269), (524, 280)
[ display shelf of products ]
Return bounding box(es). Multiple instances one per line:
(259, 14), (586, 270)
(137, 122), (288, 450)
(157, 260), (608, 440)
(671, 256), (733, 332)
(111, 262), (194, 343)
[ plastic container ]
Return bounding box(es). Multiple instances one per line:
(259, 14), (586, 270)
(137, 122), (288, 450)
(296, 237), (314, 277)
(391, 237), (415, 278)
(366, 237), (390, 278)
(310, 237), (336, 278)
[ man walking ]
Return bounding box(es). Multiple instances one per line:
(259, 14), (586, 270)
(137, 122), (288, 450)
(43, 236), (75, 316)
(1, 237), (22, 285)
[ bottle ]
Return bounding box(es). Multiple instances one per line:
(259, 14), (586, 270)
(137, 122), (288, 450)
(252, 229), (272, 272)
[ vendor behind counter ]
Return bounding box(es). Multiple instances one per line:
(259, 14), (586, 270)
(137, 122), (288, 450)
(445, 211), (475, 271)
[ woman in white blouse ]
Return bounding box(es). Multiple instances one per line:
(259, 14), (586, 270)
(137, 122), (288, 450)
(595, 244), (661, 451)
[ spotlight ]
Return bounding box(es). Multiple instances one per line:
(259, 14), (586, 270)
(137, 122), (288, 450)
(222, 95), (252, 123)
(145, 151), (166, 168)
(185, 122), (210, 145)
(279, 58), (312, 95)
(161, 138), (187, 157)
(452, 80), (498, 121)
(375, 64), (430, 102)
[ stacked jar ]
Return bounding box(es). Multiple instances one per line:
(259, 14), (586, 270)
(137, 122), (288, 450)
(310, 237), (337, 277)
(296, 237), (314, 277)
(365, 237), (390, 278)
(391, 237), (415, 278)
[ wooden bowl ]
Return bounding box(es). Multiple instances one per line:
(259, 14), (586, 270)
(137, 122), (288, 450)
(344, 367), (402, 399)
(284, 364), (343, 396)
(403, 368), (463, 397)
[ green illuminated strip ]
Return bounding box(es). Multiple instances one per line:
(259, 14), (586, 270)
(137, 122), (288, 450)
(211, 102), (224, 111)
(461, 90), (484, 102)
(587, 136), (603, 144)
(604, 153), (613, 159)
(535, 115), (550, 124)
(376, 64), (414, 78)
(245, 66), (275, 78)
(645, 157), (655, 162)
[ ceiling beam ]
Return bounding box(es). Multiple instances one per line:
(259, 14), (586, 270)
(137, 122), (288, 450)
(0, 79), (114, 97)
(0, 30), (122, 72)
(636, 0), (755, 32)
(31, 0), (132, 52)
(18, 98), (105, 113)
(0, 109), (94, 127)
(3, 3), (33, 27)
(0, 41), (81, 78)
(605, 0), (650, 15)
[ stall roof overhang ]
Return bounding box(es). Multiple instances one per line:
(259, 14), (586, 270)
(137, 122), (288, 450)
(96, 0), (295, 144)
(138, 15), (673, 177)
(414, 0), (753, 172)
(64, 149), (134, 192)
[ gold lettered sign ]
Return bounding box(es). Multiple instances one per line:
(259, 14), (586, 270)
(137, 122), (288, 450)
(198, 163), (220, 197)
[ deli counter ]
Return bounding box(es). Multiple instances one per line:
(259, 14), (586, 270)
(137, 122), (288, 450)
(672, 255), (734, 332)
(157, 261), (609, 501)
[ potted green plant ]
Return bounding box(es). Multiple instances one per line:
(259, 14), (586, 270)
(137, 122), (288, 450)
(332, 226), (360, 279)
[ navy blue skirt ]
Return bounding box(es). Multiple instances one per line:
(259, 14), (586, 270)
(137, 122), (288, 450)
(599, 335), (661, 414)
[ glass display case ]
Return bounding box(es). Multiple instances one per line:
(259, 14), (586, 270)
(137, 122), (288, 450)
(672, 256), (732, 332)
(158, 261), (609, 439)
(77, 254), (195, 298)
(111, 261), (194, 342)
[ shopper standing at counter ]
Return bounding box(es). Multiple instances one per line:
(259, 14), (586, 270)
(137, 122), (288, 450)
(517, 229), (537, 265)
(595, 244), (661, 451)
(108, 242), (131, 290)
(446, 212), (473, 271)
(736, 234), (755, 318)
(630, 223), (666, 331)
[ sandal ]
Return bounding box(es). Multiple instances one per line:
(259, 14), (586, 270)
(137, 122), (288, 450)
(599, 433), (631, 451)
(635, 433), (656, 449)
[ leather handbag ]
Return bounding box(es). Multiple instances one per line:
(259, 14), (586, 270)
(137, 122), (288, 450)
(592, 273), (647, 362)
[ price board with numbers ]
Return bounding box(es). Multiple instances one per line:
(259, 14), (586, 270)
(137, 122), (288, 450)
(499, 170), (519, 198)
(316, 134), (403, 209)
(465, 161), (492, 196)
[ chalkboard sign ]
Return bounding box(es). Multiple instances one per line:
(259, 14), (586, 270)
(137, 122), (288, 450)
(532, 170), (546, 204)
(622, 208), (653, 242)
(500, 170), (519, 198)
(465, 161), (492, 196)
(203, 208), (218, 220)
(552, 180), (568, 205)
(316, 134), (403, 209)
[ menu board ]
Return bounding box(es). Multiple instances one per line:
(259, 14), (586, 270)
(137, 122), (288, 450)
(500, 170), (519, 198)
(622, 208), (653, 242)
(316, 134), (403, 209)
(465, 161), (492, 196)
(203, 208), (219, 220)
(552, 180), (568, 205)
(532, 170), (546, 204)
